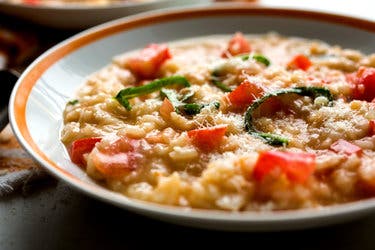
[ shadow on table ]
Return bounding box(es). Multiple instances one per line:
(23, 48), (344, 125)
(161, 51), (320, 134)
(1, 181), (374, 250)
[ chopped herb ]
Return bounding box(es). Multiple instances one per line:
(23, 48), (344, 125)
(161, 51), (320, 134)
(177, 103), (204, 115)
(240, 55), (250, 61)
(252, 54), (271, 66)
(161, 88), (220, 116)
(238, 54), (270, 66)
(68, 99), (79, 105)
(211, 77), (232, 92)
(115, 76), (190, 110)
(212, 67), (222, 77)
(256, 132), (289, 146)
(177, 101), (220, 116)
(210, 62), (230, 92)
(212, 101), (220, 109)
(244, 86), (333, 146)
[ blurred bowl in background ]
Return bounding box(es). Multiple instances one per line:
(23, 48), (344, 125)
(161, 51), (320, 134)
(0, 0), (212, 29)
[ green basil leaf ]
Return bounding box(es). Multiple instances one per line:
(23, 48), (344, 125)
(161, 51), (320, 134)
(68, 99), (79, 105)
(252, 54), (271, 66)
(115, 75), (190, 110)
(244, 86), (333, 146)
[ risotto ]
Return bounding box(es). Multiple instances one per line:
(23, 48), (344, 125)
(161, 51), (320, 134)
(61, 32), (375, 211)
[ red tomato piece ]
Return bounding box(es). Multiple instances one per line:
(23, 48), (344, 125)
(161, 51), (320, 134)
(369, 120), (375, 136)
(330, 139), (362, 156)
(69, 137), (102, 166)
(126, 43), (171, 79)
(222, 32), (251, 58)
(93, 151), (139, 178)
(187, 125), (227, 152)
(348, 67), (375, 102)
(253, 151), (316, 184)
(287, 54), (312, 71)
(92, 137), (141, 178)
(227, 80), (264, 110)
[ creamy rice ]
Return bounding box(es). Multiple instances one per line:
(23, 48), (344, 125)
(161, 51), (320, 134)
(61, 33), (375, 211)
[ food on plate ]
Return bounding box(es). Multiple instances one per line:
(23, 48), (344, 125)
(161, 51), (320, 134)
(61, 32), (375, 211)
(6, 0), (152, 6)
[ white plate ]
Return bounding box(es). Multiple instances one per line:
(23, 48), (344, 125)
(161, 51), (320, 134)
(259, 0), (374, 22)
(0, 0), (211, 29)
(9, 6), (375, 231)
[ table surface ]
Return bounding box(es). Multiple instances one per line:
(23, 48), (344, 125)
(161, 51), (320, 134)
(1, 2), (375, 250)
(2, 181), (375, 250)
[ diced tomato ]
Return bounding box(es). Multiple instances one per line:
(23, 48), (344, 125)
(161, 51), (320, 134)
(287, 54), (312, 71)
(187, 125), (227, 151)
(159, 98), (174, 120)
(253, 151), (316, 184)
(227, 80), (264, 110)
(93, 151), (139, 178)
(222, 32), (251, 58)
(69, 137), (102, 166)
(330, 139), (362, 156)
(369, 120), (375, 136)
(126, 43), (171, 79)
(92, 136), (141, 178)
(348, 67), (375, 102)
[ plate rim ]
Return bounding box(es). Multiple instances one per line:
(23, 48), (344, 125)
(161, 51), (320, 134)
(9, 5), (375, 227)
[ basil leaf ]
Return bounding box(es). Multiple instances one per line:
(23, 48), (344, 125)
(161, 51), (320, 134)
(244, 86), (333, 146)
(116, 76), (190, 110)
(238, 54), (270, 66)
(252, 54), (271, 66)
(68, 99), (79, 105)
(212, 101), (220, 109)
(240, 55), (250, 61)
(211, 77), (232, 92)
(177, 101), (220, 116)
(177, 103), (204, 116)
(161, 88), (220, 116)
